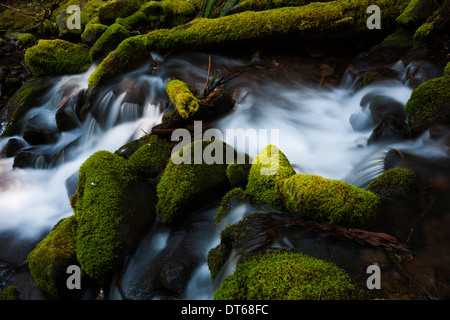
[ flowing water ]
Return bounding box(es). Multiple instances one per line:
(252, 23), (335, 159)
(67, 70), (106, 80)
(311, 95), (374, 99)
(0, 51), (448, 299)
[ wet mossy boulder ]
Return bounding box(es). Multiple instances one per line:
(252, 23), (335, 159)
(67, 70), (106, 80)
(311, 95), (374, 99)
(396, 0), (440, 28)
(24, 39), (91, 78)
(246, 145), (295, 209)
(214, 187), (248, 224)
(0, 77), (58, 137)
(404, 64), (450, 136)
(127, 134), (171, 177)
(70, 150), (157, 280)
(16, 33), (36, 47)
(81, 23), (108, 45)
(368, 168), (419, 200)
(213, 250), (356, 300)
(98, 0), (145, 25)
(89, 23), (130, 62)
(88, 35), (152, 89)
(166, 79), (200, 119)
(27, 215), (78, 297)
(277, 174), (380, 227)
(156, 139), (237, 224)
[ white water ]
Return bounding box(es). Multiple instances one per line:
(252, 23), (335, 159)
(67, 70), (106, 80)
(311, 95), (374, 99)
(0, 54), (430, 300)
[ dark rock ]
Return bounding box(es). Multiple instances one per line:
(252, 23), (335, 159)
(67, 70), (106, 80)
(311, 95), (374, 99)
(361, 94), (407, 124)
(13, 150), (48, 169)
(65, 171), (79, 199)
(22, 114), (60, 145)
(368, 115), (411, 145)
(3, 138), (26, 158)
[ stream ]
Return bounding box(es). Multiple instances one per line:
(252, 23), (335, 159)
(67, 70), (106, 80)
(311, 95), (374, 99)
(1, 51), (449, 300)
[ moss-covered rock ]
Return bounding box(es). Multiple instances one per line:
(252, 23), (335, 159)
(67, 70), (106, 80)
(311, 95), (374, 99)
(231, 0), (310, 14)
(368, 168), (419, 199)
(412, 9), (439, 43)
(127, 134), (171, 177)
(245, 145), (295, 209)
(0, 77), (58, 137)
(144, 0), (409, 52)
(53, 0), (106, 38)
(213, 250), (356, 300)
(16, 33), (36, 47)
(27, 216), (78, 297)
(404, 65), (450, 136)
(70, 150), (156, 280)
(277, 174), (380, 227)
(98, 0), (145, 25)
(396, 0), (440, 28)
(0, 286), (20, 300)
(166, 79), (200, 119)
(88, 35), (151, 88)
(24, 39), (91, 78)
(81, 23), (108, 45)
(156, 139), (236, 224)
(226, 161), (249, 188)
(89, 23), (130, 62)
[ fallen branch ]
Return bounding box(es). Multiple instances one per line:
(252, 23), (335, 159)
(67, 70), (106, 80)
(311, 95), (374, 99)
(285, 219), (411, 255)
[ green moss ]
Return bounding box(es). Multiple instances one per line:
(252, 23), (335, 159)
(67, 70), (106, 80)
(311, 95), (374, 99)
(396, 0), (440, 27)
(412, 10), (439, 43)
(444, 61), (450, 78)
(16, 33), (36, 47)
(0, 286), (20, 300)
(213, 250), (356, 300)
(246, 144), (295, 209)
(88, 35), (149, 88)
(166, 79), (200, 119)
(116, 11), (149, 30)
(70, 150), (155, 280)
(53, 0), (106, 37)
(89, 23), (130, 61)
(368, 168), (419, 199)
(226, 162), (248, 188)
(81, 23), (108, 45)
(98, 0), (145, 25)
(404, 73), (450, 135)
(214, 187), (247, 224)
(277, 174), (380, 227)
(24, 39), (91, 77)
(27, 216), (78, 297)
(144, 0), (409, 52)
(38, 19), (59, 36)
(1, 77), (56, 137)
(127, 134), (171, 177)
(236, 0), (309, 13)
(156, 140), (236, 224)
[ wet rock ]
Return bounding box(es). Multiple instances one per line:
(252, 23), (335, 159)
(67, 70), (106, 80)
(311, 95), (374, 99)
(23, 114), (60, 145)
(367, 115), (411, 145)
(55, 89), (85, 132)
(361, 93), (407, 124)
(3, 138), (26, 158)
(13, 150), (48, 169)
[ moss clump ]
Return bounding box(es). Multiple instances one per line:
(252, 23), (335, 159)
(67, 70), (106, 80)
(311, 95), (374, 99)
(412, 10), (439, 43)
(368, 168), (419, 199)
(156, 140), (236, 224)
(166, 79), (200, 119)
(127, 134), (171, 177)
(277, 174), (380, 227)
(396, 0), (440, 28)
(144, 0), (409, 52)
(24, 39), (91, 77)
(1, 77), (57, 137)
(88, 35), (150, 88)
(98, 0), (145, 25)
(213, 251), (356, 300)
(89, 23), (130, 62)
(81, 23), (108, 45)
(0, 286), (20, 300)
(404, 69), (450, 136)
(70, 150), (156, 280)
(246, 145), (295, 209)
(27, 216), (78, 297)
(234, 0), (309, 14)
(16, 33), (36, 47)
(226, 162), (249, 188)
(52, 0), (106, 37)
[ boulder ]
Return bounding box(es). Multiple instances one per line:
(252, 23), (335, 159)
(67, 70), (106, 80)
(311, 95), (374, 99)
(89, 23), (130, 62)
(23, 114), (60, 145)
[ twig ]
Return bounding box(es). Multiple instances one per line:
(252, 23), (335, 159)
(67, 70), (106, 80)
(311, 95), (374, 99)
(204, 54), (212, 96)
